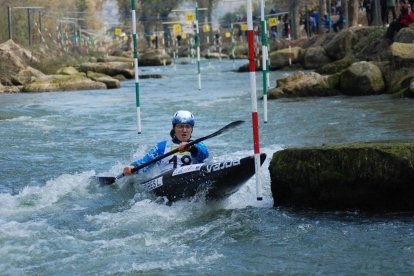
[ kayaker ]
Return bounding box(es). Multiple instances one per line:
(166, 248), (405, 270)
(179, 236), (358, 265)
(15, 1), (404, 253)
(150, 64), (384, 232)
(122, 110), (209, 175)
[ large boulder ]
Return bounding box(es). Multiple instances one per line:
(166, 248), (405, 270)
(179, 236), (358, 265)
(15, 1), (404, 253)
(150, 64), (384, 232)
(23, 74), (106, 92)
(86, 71), (120, 89)
(56, 66), (83, 76)
(267, 71), (340, 98)
(269, 47), (302, 69)
(387, 67), (414, 97)
(315, 57), (356, 75)
(139, 49), (171, 66)
(324, 26), (372, 60)
(339, 61), (385, 95)
(12, 66), (45, 85)
(0, 39), (38, 85)
(303, 46), (331, 69)
(100, 55), (134, 63)
(78, 62), (134, 79)
(390, 42), (414, 68)
(393, 27), (414, 43)
(0, 39), (37, 70)
(269, 141), (414, 212)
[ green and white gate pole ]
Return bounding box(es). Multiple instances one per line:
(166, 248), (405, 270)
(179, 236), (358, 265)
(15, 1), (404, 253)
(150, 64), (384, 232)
(195, 3), (201, 90)
(260, 0), (269, 123)
(231, 23), (236, 70)
(131, 0), (141, 134)
(247, 0), (263, 201)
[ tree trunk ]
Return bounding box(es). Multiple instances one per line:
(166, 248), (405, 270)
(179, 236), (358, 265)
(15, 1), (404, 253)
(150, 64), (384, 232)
(289, 0), (301, 39)
(347, 0), (359, 27)
(318, 0), (327, 34)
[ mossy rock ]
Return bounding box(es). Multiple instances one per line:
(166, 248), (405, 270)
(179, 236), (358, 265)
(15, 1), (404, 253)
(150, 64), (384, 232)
(269, 141), (414, 212)
(315, 57), (356, 75)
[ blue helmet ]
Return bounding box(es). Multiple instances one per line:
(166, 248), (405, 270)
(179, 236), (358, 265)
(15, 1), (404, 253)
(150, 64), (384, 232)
(172, 110), (195, 126)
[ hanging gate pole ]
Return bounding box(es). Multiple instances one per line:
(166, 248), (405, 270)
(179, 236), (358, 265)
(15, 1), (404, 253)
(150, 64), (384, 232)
(260, 0), (269, 123)
(131, 0), (141, 134)
(247, 0), (263, 201)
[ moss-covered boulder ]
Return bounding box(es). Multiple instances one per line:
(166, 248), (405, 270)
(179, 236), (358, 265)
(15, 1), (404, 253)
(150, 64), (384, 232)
(339, 61), (385, 95)
(303, 46), (332, 69)
(267, 71), (340, 98)
(56, 66), (82, 76)
(22, 74), (106, 92)
(324, 27), (373, 60)
(387, 67), (414, 97)
(390, 42), (414, 69)
(78, 62), (134, 79)
(269, 141), (414, 212)
(86, 71), (120, 89)
(269, 47), (302, 69)
(315, 57), (356, 75)
(139, 49), (171, 66)
(12, 66), (45, 85)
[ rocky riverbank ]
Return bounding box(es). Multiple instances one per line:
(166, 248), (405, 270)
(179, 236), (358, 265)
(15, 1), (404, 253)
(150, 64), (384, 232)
(237, 26), (414, 98)
(0, 40), (171, 93)
(1, 26), (413, 95)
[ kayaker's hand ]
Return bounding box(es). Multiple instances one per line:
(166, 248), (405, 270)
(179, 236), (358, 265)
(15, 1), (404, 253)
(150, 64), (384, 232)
(178, 142), (191, 152)
(123, 165), (135, 175)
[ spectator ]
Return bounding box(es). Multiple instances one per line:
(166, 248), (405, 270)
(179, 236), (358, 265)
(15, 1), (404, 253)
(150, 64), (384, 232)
(333, 10), (346, 31)
(400, 0), (412, 12)
(322, 14), (333, 32)
(385, 6), (414, 40)
(363, 0), (373, 25)
(336, 0), (342, 14)
(312, 10), (320, 34)
(386, 0), (398, 23)
(270, 8), (278, 40)
(381, 0), (388, 24)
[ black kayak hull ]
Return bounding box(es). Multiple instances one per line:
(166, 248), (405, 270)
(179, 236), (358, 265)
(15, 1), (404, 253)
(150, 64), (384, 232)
(140, 153), (266, 202)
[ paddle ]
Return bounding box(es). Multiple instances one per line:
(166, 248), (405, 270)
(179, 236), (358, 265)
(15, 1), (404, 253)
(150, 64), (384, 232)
(95, 120), (245, 186)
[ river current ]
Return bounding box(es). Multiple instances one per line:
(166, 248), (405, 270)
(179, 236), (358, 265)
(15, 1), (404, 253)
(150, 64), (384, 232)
(1, 59), (413, 274)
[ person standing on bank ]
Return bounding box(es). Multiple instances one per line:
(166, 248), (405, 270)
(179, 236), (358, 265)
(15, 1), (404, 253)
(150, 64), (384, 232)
(123, 110), (209, 175)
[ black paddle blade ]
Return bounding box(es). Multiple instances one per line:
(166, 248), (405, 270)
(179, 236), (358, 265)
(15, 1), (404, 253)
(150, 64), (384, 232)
(219, 120), (244, 132)
(205, 120), (245, 139)
(94, 176), (117, 186)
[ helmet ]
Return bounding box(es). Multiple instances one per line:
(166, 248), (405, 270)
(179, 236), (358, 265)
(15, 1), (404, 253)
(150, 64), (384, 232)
(172, 110), (195, 126)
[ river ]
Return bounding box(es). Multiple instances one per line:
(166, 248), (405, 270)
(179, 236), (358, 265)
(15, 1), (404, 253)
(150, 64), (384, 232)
(1, 59), (413, 274)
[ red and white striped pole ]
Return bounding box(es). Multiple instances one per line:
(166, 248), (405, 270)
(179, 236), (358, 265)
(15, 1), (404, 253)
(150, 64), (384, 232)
(246, 0), (263, 201)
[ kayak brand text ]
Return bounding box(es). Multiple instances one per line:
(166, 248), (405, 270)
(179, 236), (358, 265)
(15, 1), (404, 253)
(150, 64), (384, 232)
(205, 159), (240, 173)
(142, 177), (163, 190)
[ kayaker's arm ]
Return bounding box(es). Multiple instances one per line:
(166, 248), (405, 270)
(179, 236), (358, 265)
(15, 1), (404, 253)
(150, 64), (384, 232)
(125, 141), (166, 175)
(189, 141), (209, 162)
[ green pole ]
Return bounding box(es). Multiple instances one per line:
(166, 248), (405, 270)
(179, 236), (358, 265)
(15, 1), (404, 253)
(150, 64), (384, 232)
(231, 23), (235, 69)
(131, 0), (141, 134)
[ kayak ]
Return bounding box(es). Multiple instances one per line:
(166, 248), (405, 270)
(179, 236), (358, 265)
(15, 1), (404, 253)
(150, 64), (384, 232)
(139, 153), (267, 202)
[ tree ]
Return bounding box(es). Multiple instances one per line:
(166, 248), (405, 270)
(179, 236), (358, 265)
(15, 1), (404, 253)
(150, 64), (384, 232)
(346, 0), (359, 27)
(195, 0), (220, 45)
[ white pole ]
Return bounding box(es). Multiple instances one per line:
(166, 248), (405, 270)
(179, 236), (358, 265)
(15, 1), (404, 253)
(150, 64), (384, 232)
(131, 0), (141, 134)
(247, 0), (263, 201)
(195, 4), (201, 90)
(260, 0), (268, 123)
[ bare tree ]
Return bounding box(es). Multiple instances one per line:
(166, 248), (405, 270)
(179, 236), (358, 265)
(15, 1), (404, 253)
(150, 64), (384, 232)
(195, 0), (220, 46)
(346, 0), (359, 27)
